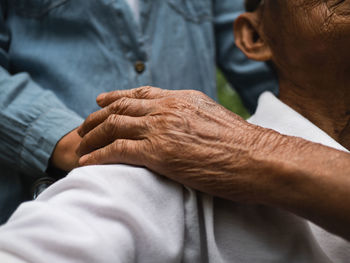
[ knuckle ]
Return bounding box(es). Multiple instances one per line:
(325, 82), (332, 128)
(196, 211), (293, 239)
(109, 102), (119, 114)
(112, 97), (132, 115)
(106, 114), (116, 124)
(193, 90), (204, 97)
(189, 89), (206, 98)
(105, 114), (120, 132)
(118, 97), (130, 105)
(119, 96), (130, 106)
(135, 86), (150, 97)
(135, 86), (157, 98)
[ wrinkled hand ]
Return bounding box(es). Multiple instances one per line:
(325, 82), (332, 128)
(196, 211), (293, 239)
(77, 86), (273, 202)
(51, 128), (82, 172)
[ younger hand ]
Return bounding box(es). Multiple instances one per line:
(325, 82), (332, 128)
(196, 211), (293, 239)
(51, 128), (82, 172)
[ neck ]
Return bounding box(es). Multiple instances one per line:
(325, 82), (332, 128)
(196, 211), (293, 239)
(278, 76), (350, 149)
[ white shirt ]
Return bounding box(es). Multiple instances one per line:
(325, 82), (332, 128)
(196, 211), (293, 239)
(0, 92), (348, 262)
(125, 0), (140, 23)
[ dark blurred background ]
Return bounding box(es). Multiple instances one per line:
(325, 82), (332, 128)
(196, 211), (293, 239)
(216, 70), (250, 119)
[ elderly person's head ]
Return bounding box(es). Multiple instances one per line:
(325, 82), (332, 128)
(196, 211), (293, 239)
(235, 0), (350, 147)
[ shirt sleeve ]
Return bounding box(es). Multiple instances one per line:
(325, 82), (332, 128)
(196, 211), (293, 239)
(214, 0), (278, 113)
(0, 165), (186, 263)
(0, 3), (83, 176)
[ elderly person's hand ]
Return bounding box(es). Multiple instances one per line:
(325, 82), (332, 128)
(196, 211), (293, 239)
(75, 0), (350, 244)
(77, 86), (282, 203)
(77, 85), (350, 241)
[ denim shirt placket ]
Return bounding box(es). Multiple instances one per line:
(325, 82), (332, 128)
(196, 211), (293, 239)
(112, 0), (152, 87)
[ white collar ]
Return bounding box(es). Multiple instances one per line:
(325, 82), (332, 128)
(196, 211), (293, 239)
(248, 92), (348, 152)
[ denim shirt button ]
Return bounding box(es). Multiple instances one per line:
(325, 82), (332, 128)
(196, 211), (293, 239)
(134, 61), (146, 74)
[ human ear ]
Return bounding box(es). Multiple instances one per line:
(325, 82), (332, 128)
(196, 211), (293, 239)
(234, 13), (272, 62)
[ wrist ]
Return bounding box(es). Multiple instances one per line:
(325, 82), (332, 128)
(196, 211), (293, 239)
(226, 127), (310, 205)
(250, 132), (331, 210)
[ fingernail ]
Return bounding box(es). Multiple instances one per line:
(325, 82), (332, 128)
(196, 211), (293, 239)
(97, 93), (107, 103)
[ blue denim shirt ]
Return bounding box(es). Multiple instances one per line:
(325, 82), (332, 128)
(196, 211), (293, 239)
(0, 0), (277, 222)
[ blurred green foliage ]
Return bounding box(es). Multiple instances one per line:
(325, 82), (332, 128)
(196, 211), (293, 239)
(216, 70), (250, 119)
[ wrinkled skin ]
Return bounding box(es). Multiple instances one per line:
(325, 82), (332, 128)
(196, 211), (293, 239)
(77, 86), (284, 203)
(76, 0), (350, 240)
(260, 0), (350, 146)
(76, 85), (350, 242)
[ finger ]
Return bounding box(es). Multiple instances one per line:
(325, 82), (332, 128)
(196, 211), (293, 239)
(78, 139), (147, 167)
(78, 97), (154, 137)
(77, 107), (110, 137)
(77, 114), (148, 156)
(97, 86), (171, 107)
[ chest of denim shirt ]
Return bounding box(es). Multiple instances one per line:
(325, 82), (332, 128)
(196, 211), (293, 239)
(6, 0), (215, 118)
